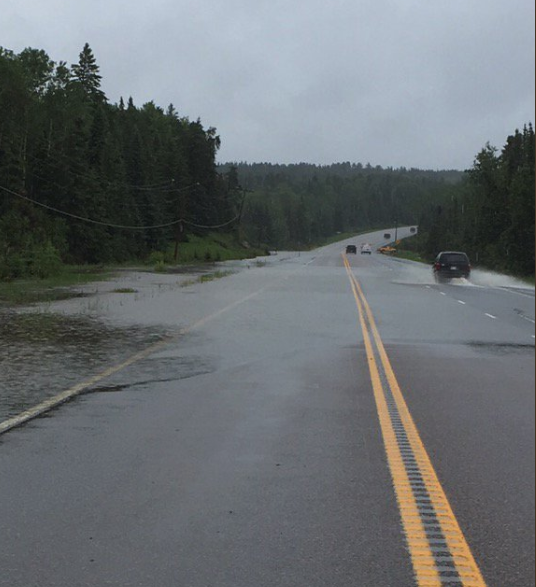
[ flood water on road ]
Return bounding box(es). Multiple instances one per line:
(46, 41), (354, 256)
(0, 310), (171, 422)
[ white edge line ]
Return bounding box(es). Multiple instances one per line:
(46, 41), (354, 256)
(0, 278), (280, 436)
(457, 300), (466, 305)
(0, 338), (170, 436)
(485, 313), (497, 319)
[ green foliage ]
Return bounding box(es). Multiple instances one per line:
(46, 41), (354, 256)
(412, 125), (535, 276)
(232, 164), (460, 249)
(29, 242), (62, 278)
(166, 233), (263, 265)
(0, 265), (109, 304)
(0, 43), (234, 275)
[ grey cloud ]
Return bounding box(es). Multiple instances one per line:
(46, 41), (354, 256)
(2, 0), (534, 169)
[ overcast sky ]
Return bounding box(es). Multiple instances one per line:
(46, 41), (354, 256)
(3, 0), (535, 169)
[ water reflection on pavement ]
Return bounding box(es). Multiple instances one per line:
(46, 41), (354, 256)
(0, 311), (168, 422)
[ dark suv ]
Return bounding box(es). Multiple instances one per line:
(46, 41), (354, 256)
(433, 251), (471, 282)
(346, 244), (357, 254)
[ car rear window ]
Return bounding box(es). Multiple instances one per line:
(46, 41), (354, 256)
(440, 253), (469, 263)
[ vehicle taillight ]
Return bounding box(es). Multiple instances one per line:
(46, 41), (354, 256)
(434, 262), (441, 270)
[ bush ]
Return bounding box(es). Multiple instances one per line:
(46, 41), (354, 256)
(0, 254), (26, 280)
(29, 242), (62, 278)
(148, 251), (165, 265)
(0, 242), (62, 280)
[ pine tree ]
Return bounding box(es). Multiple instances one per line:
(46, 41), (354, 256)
(70, 43), (106, 102)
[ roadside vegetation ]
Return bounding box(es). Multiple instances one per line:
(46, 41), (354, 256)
(396, 125), (535, 278)
(0, 43), (533, 288)
(0, 265), (110, 305)
(148, 233), (266, 272)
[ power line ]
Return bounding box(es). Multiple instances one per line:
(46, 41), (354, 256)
(0, 184), (241, 231)
(182, 215), (240, 229)
(0, 185), (184, 230)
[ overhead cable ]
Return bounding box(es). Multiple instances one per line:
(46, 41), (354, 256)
(0, 184), (240, 231)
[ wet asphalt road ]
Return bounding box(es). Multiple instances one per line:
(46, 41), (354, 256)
(0, 229), (534, 587)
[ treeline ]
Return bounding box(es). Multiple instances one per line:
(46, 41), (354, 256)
(2, 44), (533, 280)
(0, 44), (239, 279)
(220, 162), (463, 248)
(407, 125), (535, 276)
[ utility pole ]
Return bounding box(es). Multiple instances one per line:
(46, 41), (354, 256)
(173, 181), (195, 263)
(173, 220), (183, 262)
(234, 186), (252, 241)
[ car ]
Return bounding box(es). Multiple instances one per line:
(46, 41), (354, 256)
(345, 244), (357, 254)
(379, 245), (396, 255)
(361, 243), (372, 255)
(384, 233), (391, 239)
(410, 227), (417, 233)
(433, 251), (471, 282)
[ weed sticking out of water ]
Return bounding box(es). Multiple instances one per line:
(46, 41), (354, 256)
(0, 267), (112, 306)
(198, 270), (234, 283)
(0, 311), (157, 346)
(180, 270), (234, 287)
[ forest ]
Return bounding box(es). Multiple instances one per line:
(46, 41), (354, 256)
(0, 44), (534, 279)
(400, 124), (535, 276)
(224, 162), (463, 249)
(0, 43), (239, 278)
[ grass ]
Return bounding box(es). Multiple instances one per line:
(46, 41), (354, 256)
(0, 233), (261, 306)
(0, 266), (112, 306)
(181, 270), (234, 287)
(160, 233), (266, 266)
(392, 249), (429, 264)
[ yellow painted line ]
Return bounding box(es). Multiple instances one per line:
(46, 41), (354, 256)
(343, 255), (488, 587)
(0, 280), (279, 435)
(343, 257), (442, 586)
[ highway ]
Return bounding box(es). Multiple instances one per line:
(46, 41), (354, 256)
(0, 228), (534, 587)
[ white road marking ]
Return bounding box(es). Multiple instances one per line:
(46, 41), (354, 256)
(522, 316), (536, 324)
(440, 292), (447, 296)
(492, 286), (536, 299)
(0, 278), (284, 435)
(425, 285), (431, 289)
(485, 313), (497, 320)
(457, 300), (466, 305)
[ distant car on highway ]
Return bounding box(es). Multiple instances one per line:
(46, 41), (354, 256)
(384, 233), (391, 239)
(433, 251), (471, 282)
(346, 244), (357, 254)
(410, 227), (417, 233)
(361, 243), (372, 255)
(378, 245), (396, 255)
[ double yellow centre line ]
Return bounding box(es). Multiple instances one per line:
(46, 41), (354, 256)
(343, 255), (488, 587)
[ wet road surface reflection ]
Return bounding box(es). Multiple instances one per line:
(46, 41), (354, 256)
(0, 311), (170, 422)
